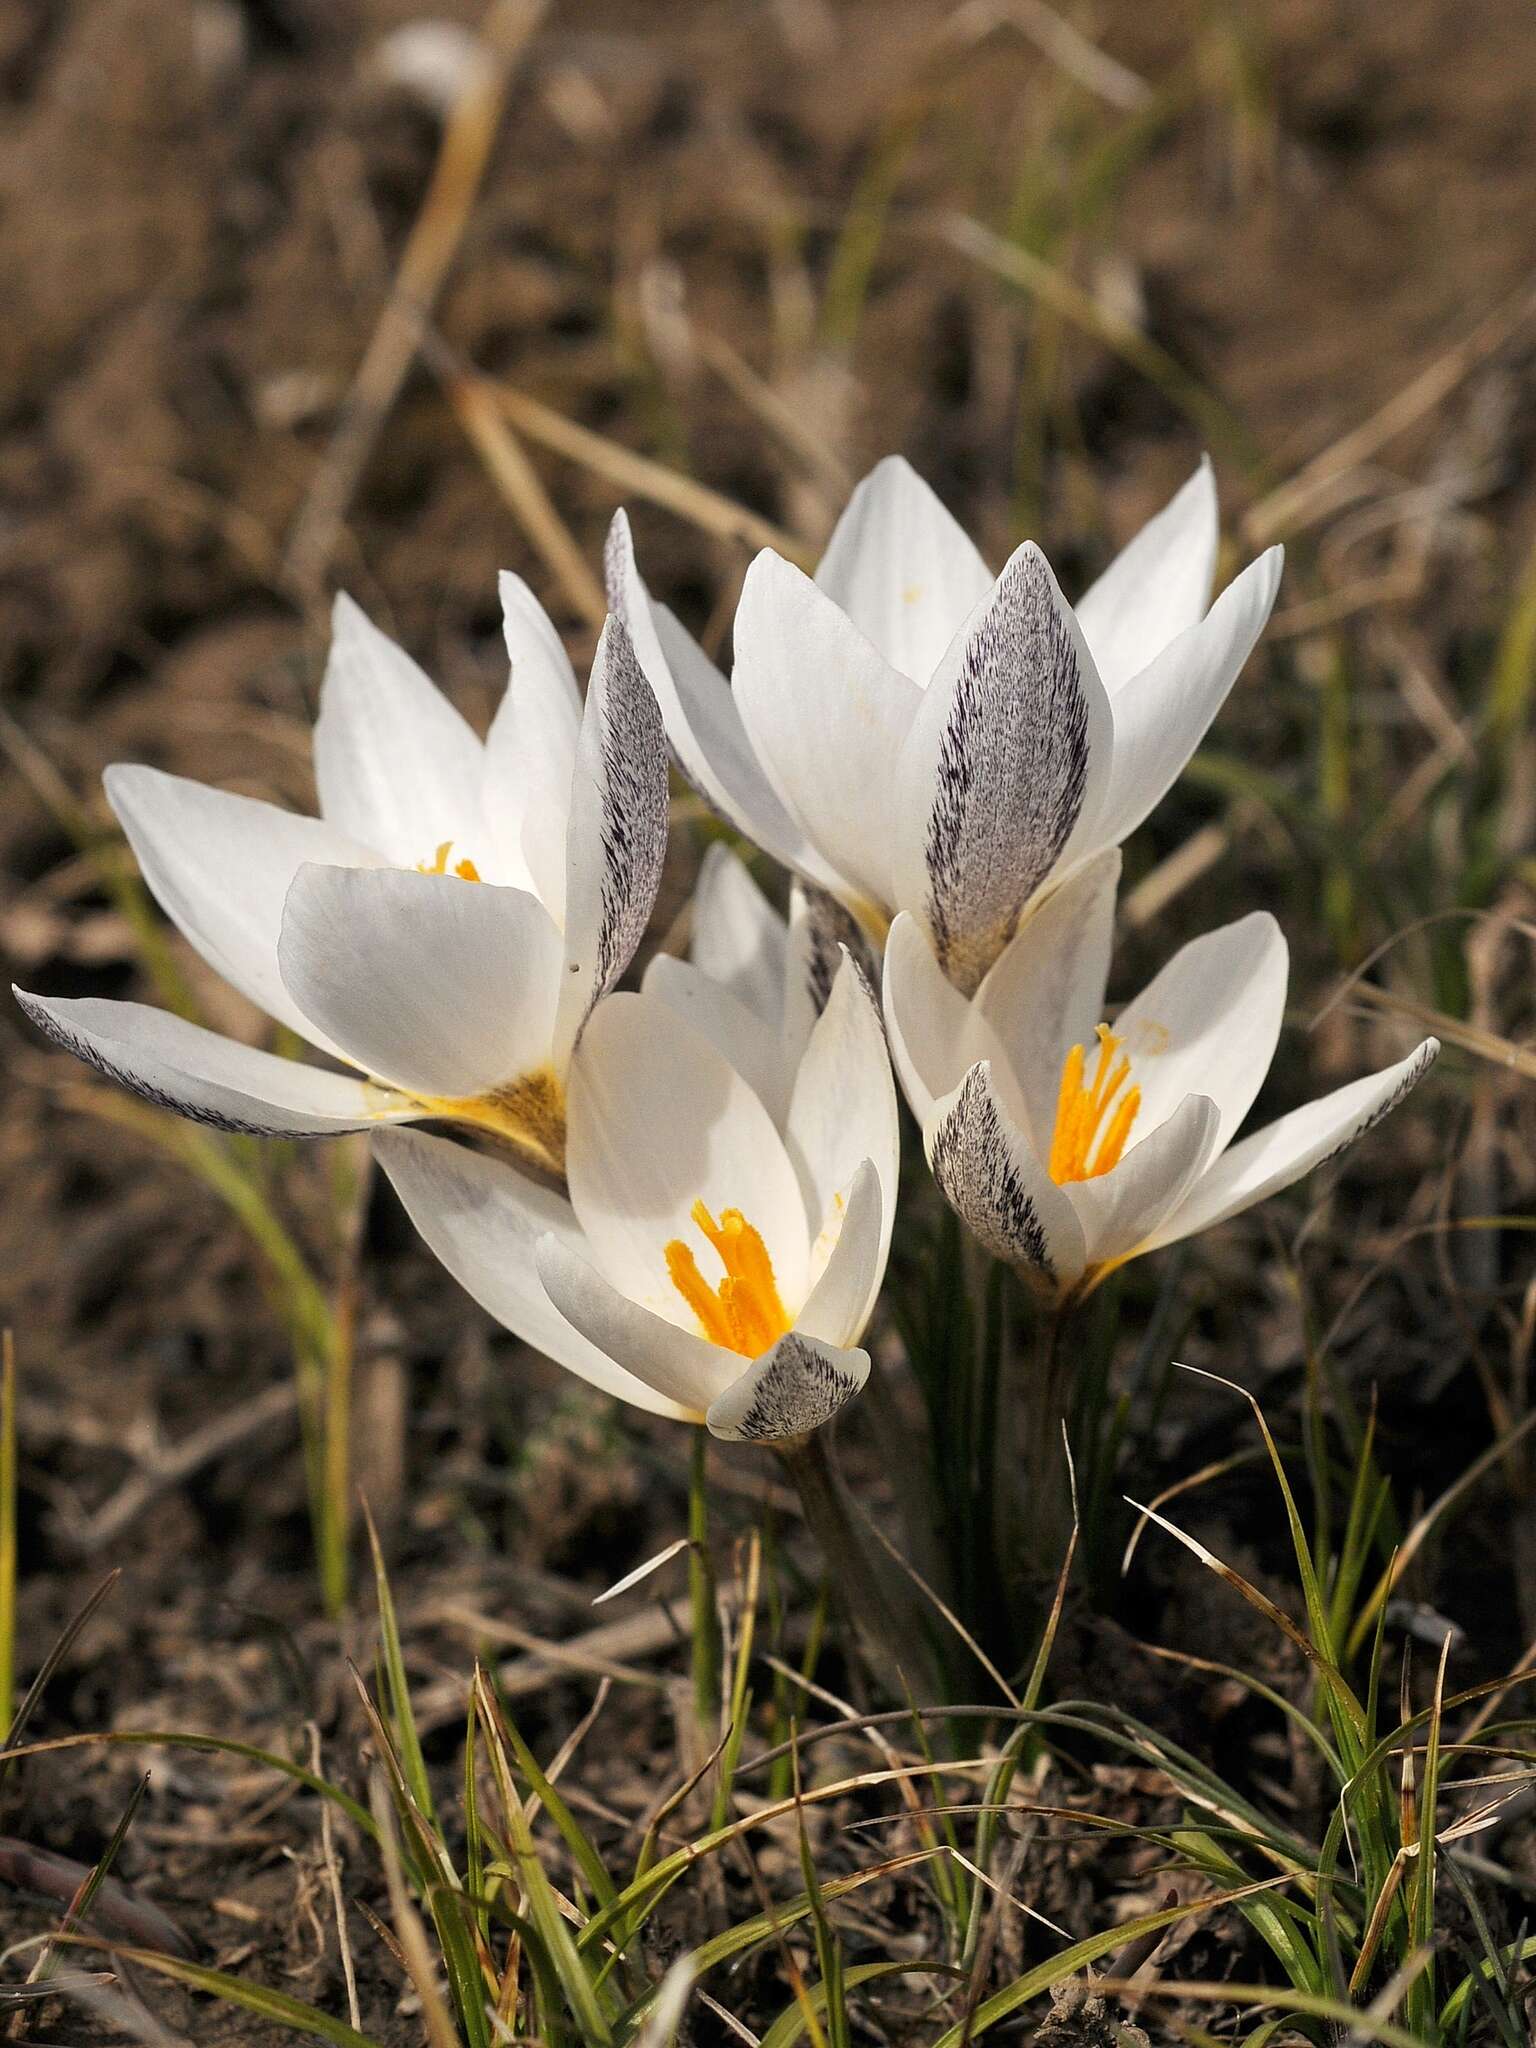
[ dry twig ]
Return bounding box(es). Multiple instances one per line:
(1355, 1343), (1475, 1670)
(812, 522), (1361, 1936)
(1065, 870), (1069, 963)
(282, 0), (549, 597)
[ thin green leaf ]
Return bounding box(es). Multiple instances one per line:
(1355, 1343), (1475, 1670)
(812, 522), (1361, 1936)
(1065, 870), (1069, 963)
(366, 1508), (435, 1827)
(476, 1668), (613, 2046)
(57, 1938), (385, 2047)
(757, 1960), (965, 2048)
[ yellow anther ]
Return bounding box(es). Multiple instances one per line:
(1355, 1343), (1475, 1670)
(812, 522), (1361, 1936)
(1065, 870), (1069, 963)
(665, 1201), (791, 1358)
(1048, 1024), (1141, 1185)
(416, 840), (481, 882)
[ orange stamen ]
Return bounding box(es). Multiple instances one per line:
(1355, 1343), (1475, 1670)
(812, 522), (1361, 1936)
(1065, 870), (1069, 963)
(416, 840), (481, 882)
(664, 1201), (791, 1357)
(1048, 1024), (1141, 1184)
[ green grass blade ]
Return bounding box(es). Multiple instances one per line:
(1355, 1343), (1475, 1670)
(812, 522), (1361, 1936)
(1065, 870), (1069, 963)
(476, 1669), (614, 2046)
(366, 1508), (435, 1826)
(30, 1772), (152, 1986)
(486, 1687), (618, 1913)
(58, 1939), (385, 2046)
(2, 1572), (122, 1777)
(757, 1961), (965, 2048)
(2, 1726), (376, 1834)
(1405, 1636), (1452, 2033)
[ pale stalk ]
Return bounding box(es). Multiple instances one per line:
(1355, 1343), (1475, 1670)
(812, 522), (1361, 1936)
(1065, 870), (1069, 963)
(687, 1426), (722, 1737)
(1002, 1301), (1076, 1610)
(773, 1429), (940, 1700)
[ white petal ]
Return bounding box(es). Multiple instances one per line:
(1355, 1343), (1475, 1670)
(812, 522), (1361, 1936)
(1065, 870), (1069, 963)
(13, 990), (416, 1137)
(1061, 1093), (1220, 1270)
(106, 763), (381, 1052)
(689, 842), (786, 1028)
(1146, 1040), (1440, 1251)
(705, 1332), (870, 1443)
(312, 592), (488, 872)
(1086, 547), (1283, 853)
(785, 954), (899, 1290)
(605, 510), (833, 882)
(553, 616), (671, 1067)
(814, 455), (992, 683)
(499, 568), (581, 710)
(375, 1127), (687, 1416)
(278, 865), (562, 1100)
(482, 570), (583, 916)
(924, 1062), (1086, 1293)
(880, 910), (974, 1127)
(966, 848), (1120, 1153)
(795, 1156), (884, 1348)
(1074, 460), (1219, 694)
(565, 992), (810, 1322)
(892, 543), (1114, 995)
(535, 1238), (737, 1416)
(1113, 911), (1288, 1154)
(781, 884), (874, 1075)
(641, 954), (789, 1125)
(732, 549), (922, 916)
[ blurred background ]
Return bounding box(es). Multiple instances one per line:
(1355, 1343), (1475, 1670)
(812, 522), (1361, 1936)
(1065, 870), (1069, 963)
(2, 0), (1536, 1970)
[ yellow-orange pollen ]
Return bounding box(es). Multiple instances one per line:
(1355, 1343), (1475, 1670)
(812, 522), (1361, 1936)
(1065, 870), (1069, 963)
(665, 1201), (791, 1358)
(416, 840), (481, 882)
(1048, 1025), (1141, 1185)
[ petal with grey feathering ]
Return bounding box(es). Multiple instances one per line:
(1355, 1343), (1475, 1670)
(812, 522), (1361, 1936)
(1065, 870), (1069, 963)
(1143, 1040), (1440, 1252)
(963, 848), (1120, 1154)
(12, 991), (418, 1137)
(782, 884), (875, 1071)
(1060, 1093), (1220, 1272)
(1083, 547), (1283, 856)
(312, 593), (489, 873)
(605, 511), (834, 883)
(564, 992), (811, 1324)
(732, 550), (923, 917)
(374, 1127), (690, 1416)
(105, 764), (382, 1053)
(705, 1331), (870, 1443)
(892, 543), (1113, 995)
(880, 909), (976, 1127)
(814, 456), (993, 684)
(482, 570), (583, 917)
(278, 865), (563, 1101)
(1111, 911), (1288, 1156)
(784, 954), (899, 1288)
(534, 1237), (740, 1416)
(924, 1062), (1087, 1292)
(689, 843), (787, 1030)
(1073, 460), (1219, 695)
(794, 1157), (884, 1349)
(551, 615), (670, 1067)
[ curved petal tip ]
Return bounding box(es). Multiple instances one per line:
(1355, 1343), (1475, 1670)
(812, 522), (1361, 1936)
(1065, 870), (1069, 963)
(706, 1332), (870, 1443)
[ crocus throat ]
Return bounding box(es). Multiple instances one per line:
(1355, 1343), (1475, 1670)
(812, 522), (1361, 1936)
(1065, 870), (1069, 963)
(1049, 1024), (1141, 1185)
(666, 1201), (791, 1358)
(416, 1067), (567, 1183)
(417, 840), (481, 882)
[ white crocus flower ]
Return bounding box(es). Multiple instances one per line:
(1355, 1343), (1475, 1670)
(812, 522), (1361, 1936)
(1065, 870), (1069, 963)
(638, 841), (869, 1126)
(374, 951), (899, 1440)
(884, 850), (1439, 1299)
(609, 455), (1283, 994)
(15, 583), (668, 1181)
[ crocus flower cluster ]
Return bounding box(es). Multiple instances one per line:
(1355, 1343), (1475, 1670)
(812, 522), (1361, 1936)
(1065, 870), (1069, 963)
(16, 455), (1438, 1440)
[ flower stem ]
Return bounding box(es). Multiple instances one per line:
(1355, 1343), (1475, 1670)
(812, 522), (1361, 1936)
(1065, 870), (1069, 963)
(774, 1429), (939, 1699)
(687, 1426), (722, 1735)
(1001, 1300), (1077, 1614)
